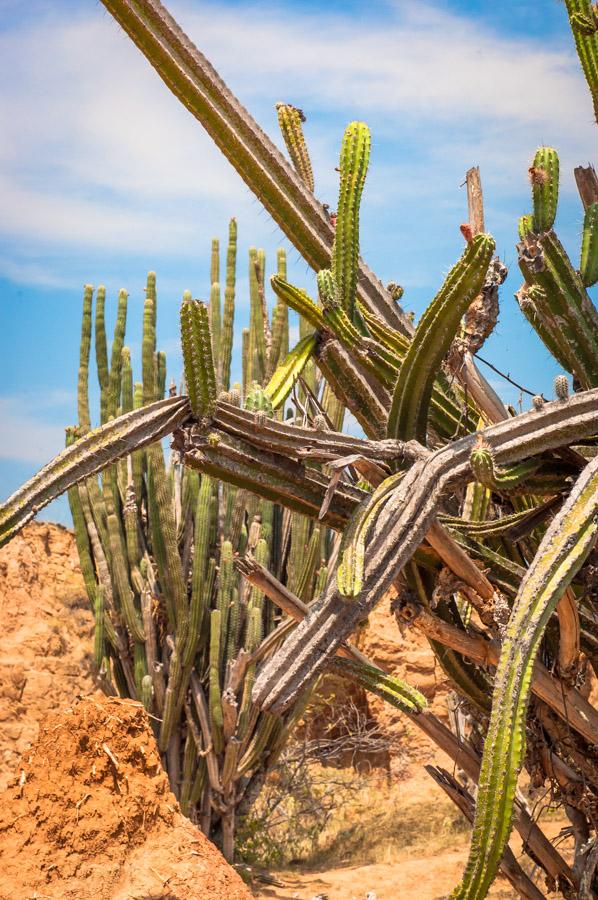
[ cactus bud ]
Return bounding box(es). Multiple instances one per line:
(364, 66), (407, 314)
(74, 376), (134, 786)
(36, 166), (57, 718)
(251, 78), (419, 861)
(387, 281), (404, 301)
(554, 374), (569, 401)
(529, 147), (559, 233)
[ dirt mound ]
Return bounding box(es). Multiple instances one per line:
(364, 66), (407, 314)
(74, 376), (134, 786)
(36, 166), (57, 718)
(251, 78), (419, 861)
(0, 521), (96, 789)
(357, 596), (451, 763)
(0, 694), (252, 899)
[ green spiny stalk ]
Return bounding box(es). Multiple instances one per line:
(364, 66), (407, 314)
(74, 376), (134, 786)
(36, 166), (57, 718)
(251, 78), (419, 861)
(107, 289), (128, 420)
(95, 285), (110, 425)
(330, 657), (427, 714)
(78, 285), (93, 432)
(209, 237), (221, 371)
(184, 474), (213, 667)
(388, 234), (495, 443)
(452, 455), (598, 899)
(94, 585), (106, 671)
(529, 147), (559, 233)
(276, 102), (314, 192)
(332, 122), (371, 322)
(580, 201), (598, 286)
(248, 246), (267, 385)
(565, 0), (598, 123)
(180, 297), (217, 417)
(220, 218), (237, 391)
(264, 333), (317, 409)
(469, 440), (540, 492)
(209, 608), (224, 754)
(142, 272), (157, 404)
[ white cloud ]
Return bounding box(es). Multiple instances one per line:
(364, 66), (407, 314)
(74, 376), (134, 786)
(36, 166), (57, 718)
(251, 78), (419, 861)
(0, 0), (594, 289)
(0, 397), (66, 464)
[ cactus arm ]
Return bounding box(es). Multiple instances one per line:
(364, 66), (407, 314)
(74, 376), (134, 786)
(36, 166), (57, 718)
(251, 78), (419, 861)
(581, 201), (598, 287)
(276, 102), (314, 192)
(104, 479), (145, 643)
(270, 276), (325, 330)
(98, 0), (411, 334)
(452, 454), (598, 899)
(248, 247), (267, 385)
(208, 609), (224, 754)
(515, 283), (579, 375)
(469, 441), (540, 491)
(107, 289), (128, 419)
(387, 234), (495, 443)
(440, 497), (559, 540)
(329, 656), (427, 714)
(94, 587), (106, 672)
(209, 239), (221, 372)
(94, 285), (111, 425)
(529, 147), (559, 232)
(180, 297), (217, 417)
(332, 122), (371, 321)
(179, 427), (364, 529)
(518, 234), (598, 387)
(220, 218), (237, 391)
(142, 273), (157, 404)
(0, 396), (189, 547)
(77, 285), (94, 432)
(264, 333), (317, 409)
(183, 474), (213, 667)
(564, 0), (598, 123)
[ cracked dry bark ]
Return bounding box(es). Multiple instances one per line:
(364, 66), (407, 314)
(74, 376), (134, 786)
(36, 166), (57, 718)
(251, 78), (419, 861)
(236, 553), (575, 891)
(171, 389), (598, 714)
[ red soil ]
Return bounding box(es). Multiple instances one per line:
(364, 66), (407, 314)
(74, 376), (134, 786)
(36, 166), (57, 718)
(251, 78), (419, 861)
(0, 694), (252, 900)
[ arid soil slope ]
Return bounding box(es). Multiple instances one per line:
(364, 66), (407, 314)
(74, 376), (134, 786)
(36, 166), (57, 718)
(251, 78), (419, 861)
(0, 694), (252, 900)
(358, 598), (450, 759)
(0, 522), (96, 789)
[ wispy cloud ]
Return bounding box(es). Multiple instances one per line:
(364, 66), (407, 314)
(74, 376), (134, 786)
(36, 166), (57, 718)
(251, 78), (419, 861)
(0, 396), (67, 464)
(0, 0), (594, 289)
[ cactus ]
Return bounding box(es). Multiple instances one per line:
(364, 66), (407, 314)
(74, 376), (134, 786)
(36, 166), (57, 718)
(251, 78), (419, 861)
(529, 147), (559, 233)
(581, 201), (598, 286)
(3, 4), (598, 892)
(517, 148), (598, 389)
(276, 102), (314, 192)
(565, 0), (598, 123)
(387, 234), (495, 443)
(332, 122), (371, 322)
(55, 252), (419, 864)
(452, 455), (598, 899)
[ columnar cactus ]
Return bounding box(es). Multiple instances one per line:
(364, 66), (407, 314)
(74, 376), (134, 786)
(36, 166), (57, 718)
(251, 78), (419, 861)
(3, 3), (598, 896)
(55, 235), (423, 864)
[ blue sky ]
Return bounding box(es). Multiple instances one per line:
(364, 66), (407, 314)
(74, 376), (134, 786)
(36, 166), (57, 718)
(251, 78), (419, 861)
(0, 0), (596, 526)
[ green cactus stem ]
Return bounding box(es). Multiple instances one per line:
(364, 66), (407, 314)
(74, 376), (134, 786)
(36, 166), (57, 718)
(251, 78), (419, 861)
(220, 218), (237, 390)
(276, 102), (314, 192)
(565, 0), (598, 123)
(264, 333), (317, 409)
(180, 297), (217, 418)
(77, 285), (94, 432)
(270, 276), (325, 330)
(332, 121), (371, 322)
(0, 396), (189, 548)
(529, 147), (559, 233)
(469, 440), (541, 492)
(452, 455), (598, 899)
(580, 201), (598, 287)
(387, 233), (495, 443)
(330, 657), (427, 714)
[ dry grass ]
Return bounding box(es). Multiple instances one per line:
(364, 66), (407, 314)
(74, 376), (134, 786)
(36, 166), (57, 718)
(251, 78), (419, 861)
(306, 769), (470, 870)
